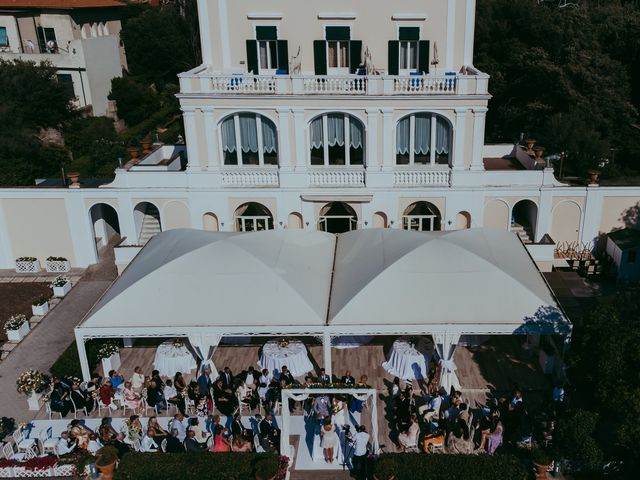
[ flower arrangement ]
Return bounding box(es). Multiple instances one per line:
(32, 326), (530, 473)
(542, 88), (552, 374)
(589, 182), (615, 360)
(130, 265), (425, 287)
(172, 338), (185, 348)
(50, 275), (69, 288)
(32, 295), (49, 307)
(96, 341), (119, 360)
(46, 256), (67, 262)
(16, 257), (37, 262)
(16, 370), (50, 396)
(286, 382), (372, 389)
(5, 314), (27, 331)
(278, 338), (289, 348)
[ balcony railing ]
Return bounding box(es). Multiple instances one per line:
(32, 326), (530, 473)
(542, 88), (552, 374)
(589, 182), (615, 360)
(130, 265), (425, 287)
(180, 71), (489, 96)
(221, 168), (279, 187)
(393, 169), (451, 187)
(308, 167), (366, 187)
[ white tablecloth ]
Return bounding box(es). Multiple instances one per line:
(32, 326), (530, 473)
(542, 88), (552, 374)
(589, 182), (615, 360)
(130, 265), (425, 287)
(259, 340), (314, 377)
(153, 341), (197, 377)
(382, 337), (434, 381)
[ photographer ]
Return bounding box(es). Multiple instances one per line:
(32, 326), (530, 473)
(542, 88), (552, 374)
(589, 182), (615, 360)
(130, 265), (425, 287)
(351, 425), (370, 480)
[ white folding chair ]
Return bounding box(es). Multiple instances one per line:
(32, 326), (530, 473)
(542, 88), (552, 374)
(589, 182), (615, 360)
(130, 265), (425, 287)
(133, 439), (142, 452)
(3, 442), (34, 461)
(13, 430), (37, 454)
(160, 438), (167, 453)
(142, 398), (159, 416)
(253, 433), (266, 453)
(45, 402), (62, 420)
(185, 398), (195, 415)
(38, 428), (58, 457)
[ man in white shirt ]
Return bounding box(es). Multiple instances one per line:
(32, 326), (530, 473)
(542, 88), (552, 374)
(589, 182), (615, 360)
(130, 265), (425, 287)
(141, 430), (159, 452)
(351, 425), (370, 480)
(170, 413), (187, 442)
(423, 391), (443, 422)
(56, 432), (77, 456)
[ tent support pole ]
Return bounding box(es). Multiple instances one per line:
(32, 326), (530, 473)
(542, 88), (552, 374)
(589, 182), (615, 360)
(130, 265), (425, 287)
(322, 332), (332, 379)
(74, 330), (91, 383)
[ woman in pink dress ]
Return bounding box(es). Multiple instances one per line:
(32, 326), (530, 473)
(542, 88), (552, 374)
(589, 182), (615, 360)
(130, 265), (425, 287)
(122, 381), (141, 412)
(211, 426), (231, 452)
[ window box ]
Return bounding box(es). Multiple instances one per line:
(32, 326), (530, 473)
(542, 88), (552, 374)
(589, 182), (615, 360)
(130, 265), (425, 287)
(7, 321), (30, 342)
(15, 258), (40, 274)
(45, 257), (70, 273)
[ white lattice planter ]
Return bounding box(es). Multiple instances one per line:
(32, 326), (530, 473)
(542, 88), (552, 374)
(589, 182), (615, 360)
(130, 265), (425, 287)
(13, 466), (53, 477)
(0, 467), (14, 478)
(7, 321), (30, 342)
(15, 259), (40, 273)
(45, 258), (70, 273)
(52, 281), (71, 298)
(32, 302), (49, 316)
(54, 464), (76, 477)
(101, 351), (121, 373)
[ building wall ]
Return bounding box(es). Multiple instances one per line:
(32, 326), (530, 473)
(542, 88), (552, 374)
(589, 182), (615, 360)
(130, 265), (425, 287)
(599, 196), (640, 234)
(81, 35), (123, 116)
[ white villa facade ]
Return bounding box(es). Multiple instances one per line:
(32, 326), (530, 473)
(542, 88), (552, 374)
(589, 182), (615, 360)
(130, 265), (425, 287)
(0, 0), (638, 272)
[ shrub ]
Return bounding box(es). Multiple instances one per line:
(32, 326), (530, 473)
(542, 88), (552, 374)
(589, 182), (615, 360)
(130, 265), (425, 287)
(114, 452), (280, 480)
(371, 454), (528, 480)
(553, 409), (604, 471)
(49, 340), (103, 379)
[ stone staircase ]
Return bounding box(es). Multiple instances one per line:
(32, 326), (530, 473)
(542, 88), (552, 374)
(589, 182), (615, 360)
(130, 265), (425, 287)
(138, 204), (161, 244)
(511, 223), (534, 244)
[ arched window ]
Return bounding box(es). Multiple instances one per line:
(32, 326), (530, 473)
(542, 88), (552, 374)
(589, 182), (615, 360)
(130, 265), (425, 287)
(310, 113), (364, 166)
(319, 202), (358, 233)
(402, 201), (441, 231)
(221, 113), (278, 166)
(396, 113), (451, 166)
(234, 202), (274, 232)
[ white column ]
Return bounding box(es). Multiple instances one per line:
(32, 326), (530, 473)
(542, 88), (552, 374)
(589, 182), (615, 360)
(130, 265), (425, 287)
(196, 0), (213, 65)
(0, 199), (15, 268)
(277, 108), (292, 171)
(535, 189), (553, 243)
(366, 108), (379, 169)
(381, 108), (394, 170)
(322, 332), (332, 379)
(446, 0), (456, 71)
(470, 108), (487, 171)
(182, 108), (202, 171)
(203, 108), (219, 171)
(280, 390), (292, 457)
(464, 0), (477, 67)
(118, 196), (138, 245)
(74, 330), (91, 382)
(217, 0), (231, 70)
(580, 186), (603, 246)
(292, 108), (306, 171)
(452, 109), (467, 171)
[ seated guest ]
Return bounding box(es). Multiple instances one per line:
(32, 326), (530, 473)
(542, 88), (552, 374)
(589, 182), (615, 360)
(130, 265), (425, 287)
(86, 433), (103, 454)
(130, 366), (146, 393)
(486, 417), (504, 455)
(99, 380), (117, 411)
(259, 369), (272, 387)
(188, 417), (211, 445)
(317, 368), (330, 384)
(113, 432), (131, 458)
(397, 414), (420, 451)
(196, 395), (209, 417)
(231, 434), (253, 452)
(184, 430), (206, 453)
(211, 425), (231, 452)
(148, 416), (169, 447)
(164, 379), (186, 415)
(237, 379), (258, 410)
(213, 379), (235, 416)
(241, 366), (258, 389)
(146, 379), (164, 412)
(393, 391), (412, 431)
(267, 380), (284, 412)
(122, 381), (142, 412)
(509, 389), (523, 410)
(70, 382), (93, 414)
(422, 388), (443, 422)
(122, 415), (143, 445)
(257, 382), (269, 407)
(187, 381), (200, 402)
(259, 413), (280, 452)
(458, 403), (470, 424)
(86, 373), (102, 394)
(197, 367), (213, 400)
(165, 429), (184, 453)
(170, 413), (188, 442)
(174, 372), (187, 394)
(205, 414), (222, 437)
(220, 366), (235, 391)
(56, 431), (77, 456)
(98, 417), (118, 445)
(313, 394), (330, 422)
(279, 366), (295, 386)
(68, 419), (91, 450)
(341, 370), (355, 385)
(478, 410), (495, 451)
(141, 429), (159, 452)
(50, 379), (73, 418)
(231, 412), (251, 439)
(447, 422), (472, 454)
(108, 370), (124, 389)
(151, 370), (165, 389)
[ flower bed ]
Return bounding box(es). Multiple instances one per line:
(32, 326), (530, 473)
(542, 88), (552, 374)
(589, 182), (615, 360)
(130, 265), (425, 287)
(0, 456), (57, 478)
(15, 258), (40, 274)
(45, 257), (70, 273)
(113, 453), (284, 480)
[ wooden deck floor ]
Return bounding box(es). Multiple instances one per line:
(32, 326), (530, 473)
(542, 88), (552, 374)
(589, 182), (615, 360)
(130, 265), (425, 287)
(37, 336), (551, 451)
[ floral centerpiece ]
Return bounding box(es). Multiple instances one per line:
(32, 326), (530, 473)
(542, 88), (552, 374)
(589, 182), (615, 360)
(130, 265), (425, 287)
(50, 275), (71, 297)
(17, 369), (50, 409)
(96, 341), (119, 361)
(278, 338), (289, 348)
(172, 338), (185, 348)
(5, 314), (29, 341)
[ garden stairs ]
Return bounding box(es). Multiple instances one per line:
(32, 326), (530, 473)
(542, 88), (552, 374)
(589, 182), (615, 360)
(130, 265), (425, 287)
(138, 204), (161, 244)
(511, 222), (534, 244)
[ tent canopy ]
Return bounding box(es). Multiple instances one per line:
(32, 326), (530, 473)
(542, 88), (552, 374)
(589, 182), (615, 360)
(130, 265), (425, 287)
(77, 228), (568, 336)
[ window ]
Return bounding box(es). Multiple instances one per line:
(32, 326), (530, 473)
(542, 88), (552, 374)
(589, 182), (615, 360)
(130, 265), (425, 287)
(220, 113), (278, 166)
(388, 28), (429, 75)
(56, 74), (75, 99)
(258, 40), (278, 71)
(246, 26), (288, 75)
(36, 26), (57, 53)
(396, 113), (451, 166)
(310, 113), (364, 166)
(628, 250), (637, 264)
(0, 27), (8, 48)
(235, 202), (274, 232)
(402, 201), (441, 231)
(399, 41), (418, 71)
(327, 40), (349, 69)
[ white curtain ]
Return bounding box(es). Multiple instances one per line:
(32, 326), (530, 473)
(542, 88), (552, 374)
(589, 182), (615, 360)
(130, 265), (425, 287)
(396, 116), (410, 155)
(350, 119), (364, 149)
(327, 114), (345, 147)
(261, 118), (278, 153)
(239, 114), (258, 153)
(433, 332), (461, 392)
(310, 117), (324, 149)
(221, 117), (236, 152)
(435, 116), (450, 155)
(188, 333), (222, 375)
(414, 114), (431, 155)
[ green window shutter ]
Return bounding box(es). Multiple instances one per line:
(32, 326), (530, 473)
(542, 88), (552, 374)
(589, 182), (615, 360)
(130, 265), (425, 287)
(418, 40), (430, 74)
(388, 40), (399, 75)
(325, 26), (350, 41)
(350, 40), (362, 74)
(313, 40), (327, 75)
(256, 26), (277, 41)
(399, 27), (420, 41)
(277, 40), (289, 73)
(246, 40), (258, 74)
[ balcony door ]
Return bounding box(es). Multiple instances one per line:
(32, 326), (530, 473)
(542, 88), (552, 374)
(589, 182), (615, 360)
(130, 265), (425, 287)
(319, 202), (358, 234)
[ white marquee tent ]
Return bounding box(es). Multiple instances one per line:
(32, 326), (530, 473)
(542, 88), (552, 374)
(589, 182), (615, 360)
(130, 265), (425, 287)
(75, 228), (571, 387)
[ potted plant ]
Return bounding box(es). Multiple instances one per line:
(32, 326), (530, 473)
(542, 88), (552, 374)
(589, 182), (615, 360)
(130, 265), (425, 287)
(126, 142), (140, 160)
(5, 314), (29, 341)
(588, 169), (600, 184)
(50, 275), (72, 297)
(254, 457), (279, 480)
(94, 446), (118, 480)
(373, 456), (398, 480)
(15, 256), (40, 273)
(66, 172), (80, 187)
(45, 256), (70, 273)
(32, 296), (49, 316)
(16, 369), (50, 411)
(97, 341), (121, 373)
(140, 135), (153, 154)
(532, 448), (552, 478)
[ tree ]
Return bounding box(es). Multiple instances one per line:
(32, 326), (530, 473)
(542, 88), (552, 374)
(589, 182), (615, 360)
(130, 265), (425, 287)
(108, 76), (162, 127)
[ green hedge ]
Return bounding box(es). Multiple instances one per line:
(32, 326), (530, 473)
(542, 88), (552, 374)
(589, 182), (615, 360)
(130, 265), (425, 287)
(114, 452), (279, 480)
(49, 340), (103, 379)
(372, 454), (528, 480)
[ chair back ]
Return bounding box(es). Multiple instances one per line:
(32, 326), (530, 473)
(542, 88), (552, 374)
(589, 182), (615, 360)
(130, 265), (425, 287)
(38, 429), (49, 444)
(70, 397), (78, 416)
(160, 438), (167, 453)
(2, 443), (13, 460)
(12, 430), (24, 444)
(133, 438), (142, 452)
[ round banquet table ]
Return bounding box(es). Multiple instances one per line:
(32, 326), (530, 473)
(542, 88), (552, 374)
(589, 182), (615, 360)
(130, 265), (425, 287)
(153, 341), (197, 377)
(259, 340), (314, 377)
(382, 336), (434, 381)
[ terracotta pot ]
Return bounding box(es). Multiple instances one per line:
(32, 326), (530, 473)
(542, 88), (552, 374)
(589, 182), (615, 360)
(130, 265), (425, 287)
(588, 169), (600, 184)
(526, 138), (536, 153)
(127, 147), (140, 159)
(96, 459), (117, 480)
(534, 462), (550, 478)
(533, 146), (545, 161)
(66, 172), (80, 185)
(141, 139), (152, 154)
